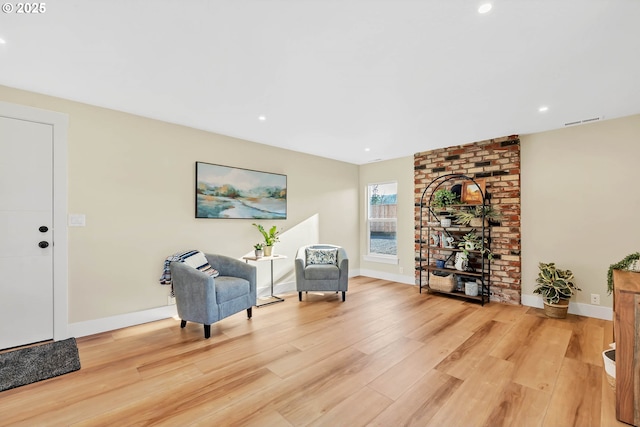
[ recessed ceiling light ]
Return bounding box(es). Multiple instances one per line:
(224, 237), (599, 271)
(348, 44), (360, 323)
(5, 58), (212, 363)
(0, 38), (6, 44)
(478, 3), (492, 14)
(258, 115), (266, 121)
(364, 148), (371, 152)
(538, 106), (549, 112)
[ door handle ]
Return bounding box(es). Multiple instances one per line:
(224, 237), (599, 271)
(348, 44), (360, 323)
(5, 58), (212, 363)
(39, 226), (49, 233)
(38, 241), (49, 249)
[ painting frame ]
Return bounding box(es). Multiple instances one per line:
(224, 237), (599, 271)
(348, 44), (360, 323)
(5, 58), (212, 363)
(461, 179), (486, 204)
(195, 162), (287, 219)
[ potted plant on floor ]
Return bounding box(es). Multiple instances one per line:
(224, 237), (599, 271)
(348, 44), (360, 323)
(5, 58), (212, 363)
(533, 262), (581, 318)
(252, 223), (280, 257)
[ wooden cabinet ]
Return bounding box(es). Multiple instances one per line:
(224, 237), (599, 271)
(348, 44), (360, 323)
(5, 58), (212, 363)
(613, 269), (640, 426)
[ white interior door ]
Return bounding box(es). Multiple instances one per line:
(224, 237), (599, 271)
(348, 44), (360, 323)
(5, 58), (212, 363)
(0, 116), (54, 350)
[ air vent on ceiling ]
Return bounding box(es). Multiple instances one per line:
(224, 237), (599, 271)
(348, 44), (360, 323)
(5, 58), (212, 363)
(367, 158), (383, 163)
(564, 116), (604, 127)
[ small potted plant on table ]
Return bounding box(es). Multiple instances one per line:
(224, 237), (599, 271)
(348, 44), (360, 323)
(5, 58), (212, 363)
(254, 243), (264, 258)
(533, 262), (581, 318)
(252, 223), (280, 257)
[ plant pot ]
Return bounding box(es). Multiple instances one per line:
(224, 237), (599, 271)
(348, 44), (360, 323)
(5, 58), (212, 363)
(469, 218), (488, 227)
(542, 298), (569, 318)
(264, 245), (273, 257)
(440, 218), (451, 227)
(602, 348), (616, 389)
(254, 249), (264, 258)
(454, 252), (468, 271)
(465, 281), (478, 296)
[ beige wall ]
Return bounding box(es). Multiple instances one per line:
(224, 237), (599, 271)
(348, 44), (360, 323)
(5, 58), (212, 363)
(359, 156), (415, 283)
(0, 85), (360, 323)
(3, 83), (638, 323)
(521, 114), (640, 310)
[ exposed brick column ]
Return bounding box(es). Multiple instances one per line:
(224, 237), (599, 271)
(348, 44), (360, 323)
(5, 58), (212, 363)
(414, 135), (521, 305)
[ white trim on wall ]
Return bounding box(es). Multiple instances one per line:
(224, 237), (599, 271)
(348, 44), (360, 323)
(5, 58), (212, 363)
(521, 294), (612, 321)
(0, 101), (69, 342)
(69, 305), (178, 338)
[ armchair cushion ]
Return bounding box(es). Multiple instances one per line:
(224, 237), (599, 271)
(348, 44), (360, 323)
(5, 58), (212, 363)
(215, 276), (251, 302)
(305, 248), (338, 265)
(305, 264), (340, 280)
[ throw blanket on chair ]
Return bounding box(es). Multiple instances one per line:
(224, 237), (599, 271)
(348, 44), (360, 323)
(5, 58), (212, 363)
(160, 250), (220, 294)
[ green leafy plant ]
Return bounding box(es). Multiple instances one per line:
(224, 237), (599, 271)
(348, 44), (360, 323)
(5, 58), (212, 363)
(252, 223), (280, 246)
(457, 230), (493, 259)
(533, 262), (581, 304)
(607, 252), (640, 295)
(253, 243), (264, 250)
(454, 205), (503, 226)
(432, 189), (459, 209)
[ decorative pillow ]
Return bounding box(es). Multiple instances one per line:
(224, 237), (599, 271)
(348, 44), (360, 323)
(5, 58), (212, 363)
(182, 250), (220, 278)
(306, 248), (338, 265)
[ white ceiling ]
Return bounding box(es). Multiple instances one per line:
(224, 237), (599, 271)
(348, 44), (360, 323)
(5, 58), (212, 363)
(1, 0), (639, 165)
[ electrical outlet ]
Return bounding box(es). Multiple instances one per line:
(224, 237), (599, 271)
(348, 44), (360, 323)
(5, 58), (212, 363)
(168, 295), (176, 305)
(591, 293), (600, 305)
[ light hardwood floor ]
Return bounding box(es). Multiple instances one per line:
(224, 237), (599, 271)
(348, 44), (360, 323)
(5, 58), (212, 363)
(0, 277), (626, 426)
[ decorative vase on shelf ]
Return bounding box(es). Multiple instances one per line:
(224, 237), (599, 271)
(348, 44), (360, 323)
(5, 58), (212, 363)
(440, 218), (452, 227)
(254, 249), (264, 258)
(454, 252), (468, 271)
(264, 245), (273, 257)
(465, 281), (479, 296)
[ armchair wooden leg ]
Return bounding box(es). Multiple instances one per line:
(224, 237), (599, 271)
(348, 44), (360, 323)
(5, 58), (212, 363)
(247, 307), (252, 318)
(180, 320), (187, 328)
(342, 291), (346, 302)
(298, 291), (302, 301)
(204, 324), (211, 339)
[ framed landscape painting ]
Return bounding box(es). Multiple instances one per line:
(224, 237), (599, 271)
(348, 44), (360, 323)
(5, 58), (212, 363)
(461, 178), (486, 204)
(195, 162), (287, 219)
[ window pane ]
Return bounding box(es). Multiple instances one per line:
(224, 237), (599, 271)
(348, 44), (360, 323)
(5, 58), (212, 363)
(368, 182), (397, 256)
(369, 220), (397, 255)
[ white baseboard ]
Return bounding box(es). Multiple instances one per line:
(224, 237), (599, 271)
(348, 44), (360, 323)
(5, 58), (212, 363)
(357, 269), (415, 285)
(521, 294), (612, 320)
(68, 305), (178, 338)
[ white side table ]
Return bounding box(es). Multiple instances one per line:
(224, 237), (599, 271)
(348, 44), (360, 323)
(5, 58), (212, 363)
(242, 254), (288, 307)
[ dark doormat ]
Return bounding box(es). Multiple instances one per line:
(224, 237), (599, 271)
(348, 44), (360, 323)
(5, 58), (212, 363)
(0, 337), (81, 392)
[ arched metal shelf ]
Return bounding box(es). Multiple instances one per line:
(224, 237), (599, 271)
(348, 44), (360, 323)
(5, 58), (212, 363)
(418, 173), (492, 305)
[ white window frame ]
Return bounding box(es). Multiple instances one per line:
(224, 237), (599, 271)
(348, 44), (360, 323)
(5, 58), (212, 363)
(364, 181), (398, 264)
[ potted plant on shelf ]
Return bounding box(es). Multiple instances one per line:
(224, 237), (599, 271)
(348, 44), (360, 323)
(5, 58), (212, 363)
(432, 189), (459, 227)
(454, 205), (503, 227)
(431, 189), (459, 209)
(252, 223), (280, 257)
(457, 230), (493, 259)
(254, 243), (264, 258)
(533, 262), (581, 319)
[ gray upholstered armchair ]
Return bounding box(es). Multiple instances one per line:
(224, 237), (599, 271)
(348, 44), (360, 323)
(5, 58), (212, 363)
(295, 244), (349, 301)
(170, 253), (256, 338)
